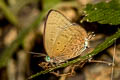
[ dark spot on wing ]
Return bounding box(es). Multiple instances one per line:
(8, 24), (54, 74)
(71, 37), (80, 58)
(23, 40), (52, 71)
(57, 42), (60, 44)
(50, 38), (53, 41)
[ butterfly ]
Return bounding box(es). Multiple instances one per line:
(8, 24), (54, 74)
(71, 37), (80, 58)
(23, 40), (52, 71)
(44, 9), (89, 64)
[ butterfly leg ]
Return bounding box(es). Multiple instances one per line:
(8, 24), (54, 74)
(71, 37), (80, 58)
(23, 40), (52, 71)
(38, 62), (52, 69)
(50, 62), (56, 67)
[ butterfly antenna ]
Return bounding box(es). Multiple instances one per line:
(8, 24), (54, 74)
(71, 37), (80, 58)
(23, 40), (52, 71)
(111, 40), (116, 80)
(27, 52), (47, 57)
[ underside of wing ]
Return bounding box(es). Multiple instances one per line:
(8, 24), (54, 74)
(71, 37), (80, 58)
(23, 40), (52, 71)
(51, 25), (87, 61)
(44, 10), (72, 57)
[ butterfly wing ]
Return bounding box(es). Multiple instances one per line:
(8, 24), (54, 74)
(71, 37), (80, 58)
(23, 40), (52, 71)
(51, 24), (87, 62)
(44, 10), (72, 57)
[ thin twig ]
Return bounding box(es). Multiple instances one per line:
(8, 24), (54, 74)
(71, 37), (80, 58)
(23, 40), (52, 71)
(111, 40), (116, 80)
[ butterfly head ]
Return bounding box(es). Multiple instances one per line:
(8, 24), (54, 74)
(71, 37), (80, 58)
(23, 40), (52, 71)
(45, 56), (65, 64)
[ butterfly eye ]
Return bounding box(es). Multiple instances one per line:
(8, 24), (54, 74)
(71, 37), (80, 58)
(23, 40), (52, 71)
(45, 56), (51, 62)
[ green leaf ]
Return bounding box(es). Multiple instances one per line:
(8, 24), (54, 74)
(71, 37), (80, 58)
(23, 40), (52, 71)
(83, 0), (120, 25)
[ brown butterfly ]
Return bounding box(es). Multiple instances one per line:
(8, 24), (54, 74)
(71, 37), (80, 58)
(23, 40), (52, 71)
(44, 10), (89, 64)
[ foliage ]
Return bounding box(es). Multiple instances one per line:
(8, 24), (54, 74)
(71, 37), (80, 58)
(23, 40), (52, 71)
(83, 0), (120, 25)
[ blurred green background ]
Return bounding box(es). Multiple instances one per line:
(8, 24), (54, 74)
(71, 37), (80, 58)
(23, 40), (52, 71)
(0, 0), (120, 80)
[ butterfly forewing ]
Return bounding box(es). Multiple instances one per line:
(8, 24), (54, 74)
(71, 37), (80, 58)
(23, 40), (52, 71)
(44, 10), (72, 57)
